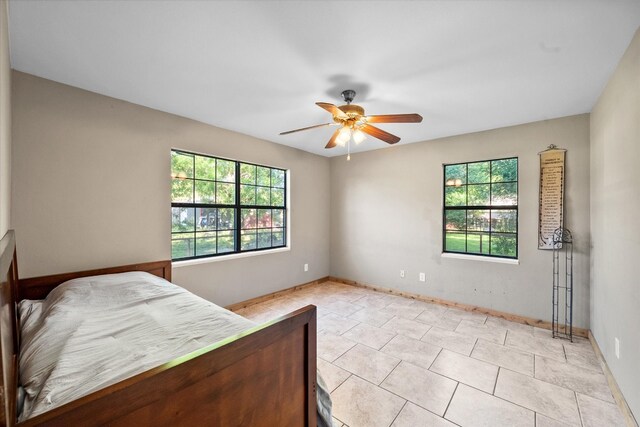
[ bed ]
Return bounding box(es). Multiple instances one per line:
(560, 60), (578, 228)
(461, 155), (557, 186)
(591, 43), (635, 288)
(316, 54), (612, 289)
(0, 230), (323, 426)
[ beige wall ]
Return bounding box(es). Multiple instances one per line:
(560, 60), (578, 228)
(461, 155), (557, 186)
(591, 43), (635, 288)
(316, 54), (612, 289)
(0, 0), (10, 236)
(590, 27), (640, 421)
(11, 71), (330, 307)
(330, 115), (591, 328)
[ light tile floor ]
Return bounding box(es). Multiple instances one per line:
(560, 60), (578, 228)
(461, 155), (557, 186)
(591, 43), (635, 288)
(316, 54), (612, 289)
(234, 282), (626, 427)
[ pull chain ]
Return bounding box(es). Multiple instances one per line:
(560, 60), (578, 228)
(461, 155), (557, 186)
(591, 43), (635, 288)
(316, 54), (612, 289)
(347, 137), (351, 161)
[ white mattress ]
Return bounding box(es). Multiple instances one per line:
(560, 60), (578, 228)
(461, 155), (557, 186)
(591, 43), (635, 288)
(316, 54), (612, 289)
(18, 271), (255, 421)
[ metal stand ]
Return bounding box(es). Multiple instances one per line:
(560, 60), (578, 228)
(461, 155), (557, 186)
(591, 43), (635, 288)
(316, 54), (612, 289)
(552, 228), (573, 341)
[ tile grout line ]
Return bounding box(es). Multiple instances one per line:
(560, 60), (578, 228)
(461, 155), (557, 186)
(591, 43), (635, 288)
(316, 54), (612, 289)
(427, 347), (444, 370)
(337, 319), (360, 337)
(377, 353), (403, 386)
(575, 391), (586, 427)
(492, 367), (500, 395)
(442, 381), (460, 421)
(469, 337), (480, 355)
(386, 400), (408, 427)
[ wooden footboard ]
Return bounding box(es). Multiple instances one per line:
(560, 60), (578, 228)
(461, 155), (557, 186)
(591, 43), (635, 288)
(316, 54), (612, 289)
(21, 306), (317, 427)
(0, 231), (317, 427)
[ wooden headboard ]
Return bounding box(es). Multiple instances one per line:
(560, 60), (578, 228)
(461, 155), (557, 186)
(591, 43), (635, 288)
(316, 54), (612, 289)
(18, 260), (171, 301)
(0, 230), (19, 426)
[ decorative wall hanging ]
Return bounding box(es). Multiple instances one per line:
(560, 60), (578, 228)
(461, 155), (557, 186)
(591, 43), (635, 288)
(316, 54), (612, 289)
(538, 145), (566, 249)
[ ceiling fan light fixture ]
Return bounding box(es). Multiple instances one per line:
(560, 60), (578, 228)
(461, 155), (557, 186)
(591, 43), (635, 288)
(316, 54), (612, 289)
(353, 129), (366, 144)
(336, 127), (351, 146)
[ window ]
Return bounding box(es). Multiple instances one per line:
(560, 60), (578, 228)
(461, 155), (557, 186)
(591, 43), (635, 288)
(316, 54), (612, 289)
(171, 150), (287, 261)
(443, 157), (518, 259)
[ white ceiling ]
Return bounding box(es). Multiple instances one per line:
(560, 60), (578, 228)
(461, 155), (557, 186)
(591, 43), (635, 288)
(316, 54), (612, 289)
(8, 1), (640, 157)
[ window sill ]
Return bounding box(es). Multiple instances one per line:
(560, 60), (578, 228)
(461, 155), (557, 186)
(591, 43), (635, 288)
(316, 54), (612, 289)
(173, 246), (291, 268)
(441, 252), (519, 265)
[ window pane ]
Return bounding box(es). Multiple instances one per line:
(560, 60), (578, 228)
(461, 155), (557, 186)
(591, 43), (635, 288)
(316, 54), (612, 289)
(445, 186), (466, 206)
(171, 178), (193, 203)
(172, 233), (194, 259)
(445, 232), (465, 252)
(241, 208), (257, 229)
(467, 210), (490, 232)
(491, 209), (517, 233)
(257, 187), (270, 205)
(171, 150), (287, 260)
(442, 157), (517, 259)
(445, 210), (466, 231)
(257, 230), (272, 248)
(240, 184), (256, 205)
(258, 209), (272, 228)
(216, 183), (235, 204)
(171, 152), (193, 179)
(272, 209), (284, 227)
(241, 230), (257, 250)
(195, 231), (217, 256)
(271, 169), (285, 188)
(217, 208), (235, 230)
(491, 182), (517, 205)
(468, 184), (490, 206)
(216, 159), (235, 183)
(467, 233), (491, 255)
(195, 155), (215, 180)
(491, 158), (517, 182)
(468, 162), (490, 184)
(445, 164), (466, 186)
(196, 208), (216, 230)
(257, 166), (271, 186)
(172, 207), (194, 232)
(217, 230), (235, 253)
(272, 228), (284, 246)
(240, 163), (256, 184)
(491, 234), (517, 257)
(195, 180), (215, 203)
(271, 188), (285, 207)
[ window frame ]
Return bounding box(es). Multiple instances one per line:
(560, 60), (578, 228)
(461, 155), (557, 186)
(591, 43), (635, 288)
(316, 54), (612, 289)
(442, 157), (518, 260)
(171, 149), (288, 261)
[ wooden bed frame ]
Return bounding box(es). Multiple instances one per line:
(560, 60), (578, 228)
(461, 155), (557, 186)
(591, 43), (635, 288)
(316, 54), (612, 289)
(0, 231), (317, 426)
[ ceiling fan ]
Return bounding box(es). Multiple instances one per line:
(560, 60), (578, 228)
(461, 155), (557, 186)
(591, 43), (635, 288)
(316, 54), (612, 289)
(279, 89), (423, 151)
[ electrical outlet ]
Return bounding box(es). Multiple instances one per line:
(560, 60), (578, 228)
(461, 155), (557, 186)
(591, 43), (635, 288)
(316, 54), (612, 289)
(419, 272), (426, 282)
(615, 338), (620, 359)
(400, 270), (405, 278)
(304, 263), (309, 272)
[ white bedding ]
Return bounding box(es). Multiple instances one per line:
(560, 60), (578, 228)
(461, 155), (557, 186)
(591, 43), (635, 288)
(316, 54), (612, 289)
(18, 272), (255, 421)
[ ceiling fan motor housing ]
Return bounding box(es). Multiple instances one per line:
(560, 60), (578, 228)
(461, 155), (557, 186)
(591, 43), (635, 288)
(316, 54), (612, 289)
(338, 104), (365, 117)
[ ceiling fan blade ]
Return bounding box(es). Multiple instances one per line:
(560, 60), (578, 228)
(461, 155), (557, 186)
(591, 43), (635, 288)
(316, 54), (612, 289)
(279, 123), (335, 135)
(366, 113), (423, 124)
(325, 129), (341, 149)
(360, 124), (401, 144)
(316, 102), (348, 120)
